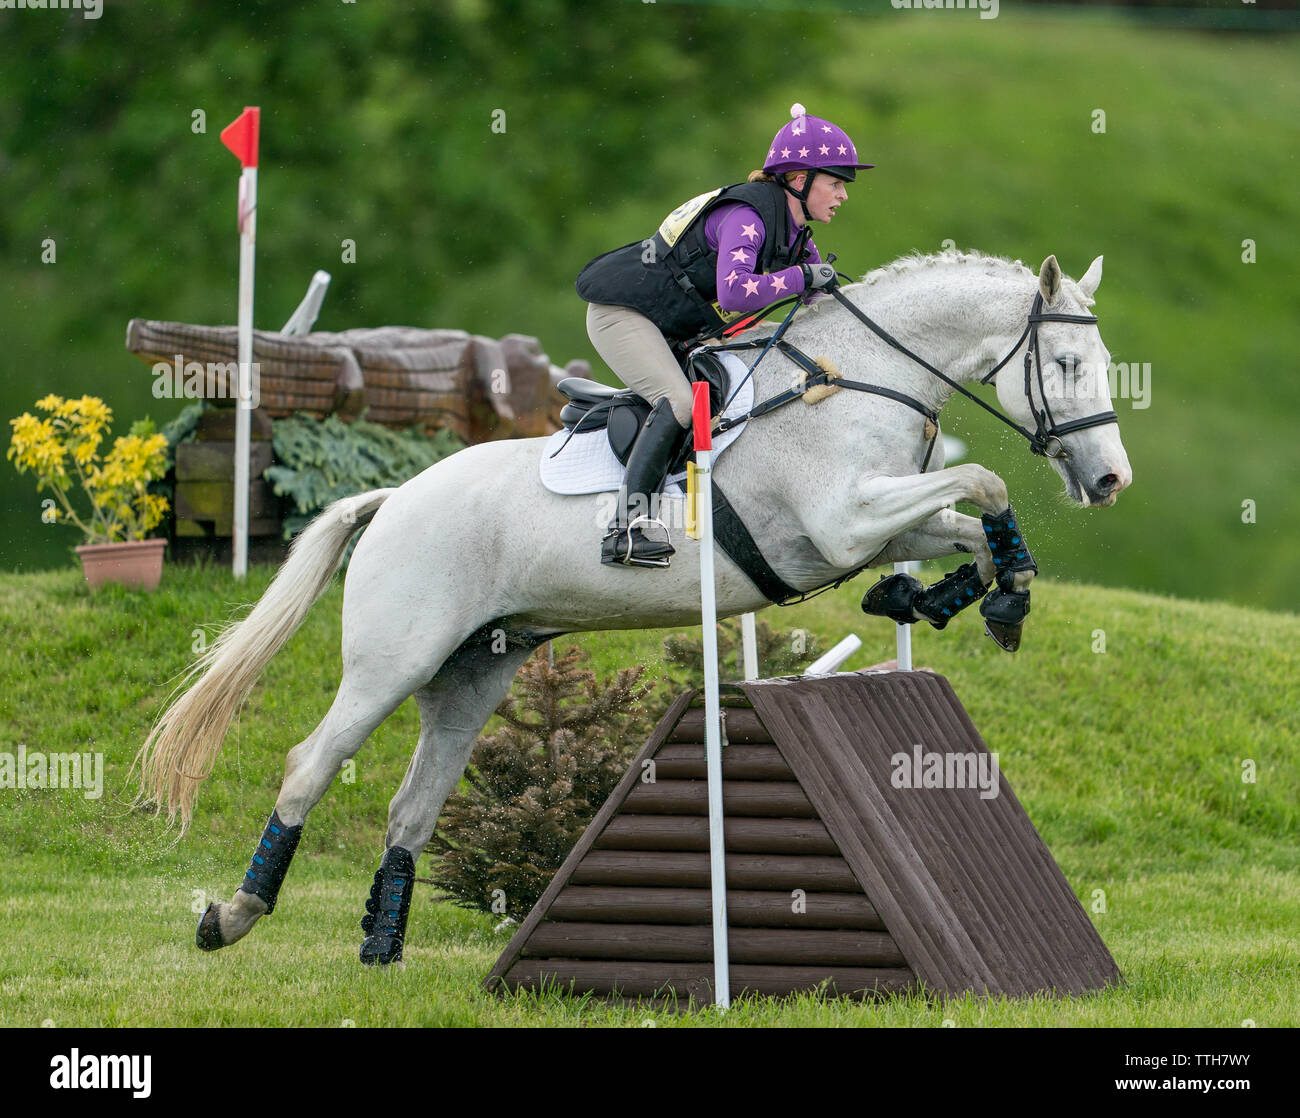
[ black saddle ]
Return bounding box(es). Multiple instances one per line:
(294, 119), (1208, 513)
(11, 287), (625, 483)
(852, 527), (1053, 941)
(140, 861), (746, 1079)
(555, 350), (732, 468)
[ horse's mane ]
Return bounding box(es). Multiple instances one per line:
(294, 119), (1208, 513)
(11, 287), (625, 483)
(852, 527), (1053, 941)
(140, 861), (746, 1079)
(851, 248), (1034, 290)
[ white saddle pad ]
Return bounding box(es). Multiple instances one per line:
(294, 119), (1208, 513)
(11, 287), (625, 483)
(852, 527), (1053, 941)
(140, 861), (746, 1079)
(539, 351), (754, 496)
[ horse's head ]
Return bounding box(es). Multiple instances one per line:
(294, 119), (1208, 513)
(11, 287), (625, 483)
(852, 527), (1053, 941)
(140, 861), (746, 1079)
(993, 255), (1133, 507)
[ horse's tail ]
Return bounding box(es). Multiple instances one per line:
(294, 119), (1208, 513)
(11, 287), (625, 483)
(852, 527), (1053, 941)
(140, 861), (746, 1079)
(135, 488), (396, 831)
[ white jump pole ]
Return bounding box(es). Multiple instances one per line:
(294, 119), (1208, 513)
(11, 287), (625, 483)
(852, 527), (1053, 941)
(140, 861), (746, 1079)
(220, 106), (260, 579)
(740, 612), (758, 681)
(894, 560), (917, 671)
(806, 633), (863, 676)
(692, 381), (730, 1011)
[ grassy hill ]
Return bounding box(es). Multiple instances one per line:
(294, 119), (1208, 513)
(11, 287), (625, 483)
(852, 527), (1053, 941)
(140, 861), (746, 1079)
(2, 8), (1298, 613)
(0, 563), (1295, 1026)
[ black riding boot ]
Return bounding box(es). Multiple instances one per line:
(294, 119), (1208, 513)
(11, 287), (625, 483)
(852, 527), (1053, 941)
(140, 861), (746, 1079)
(601, 398), (687, 568)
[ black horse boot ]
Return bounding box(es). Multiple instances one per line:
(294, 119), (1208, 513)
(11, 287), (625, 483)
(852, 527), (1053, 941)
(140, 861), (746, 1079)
(601, 398), (687, 568)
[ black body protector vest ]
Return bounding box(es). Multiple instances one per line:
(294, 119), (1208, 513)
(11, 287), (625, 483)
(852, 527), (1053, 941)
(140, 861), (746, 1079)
(575, 180), (813, 345)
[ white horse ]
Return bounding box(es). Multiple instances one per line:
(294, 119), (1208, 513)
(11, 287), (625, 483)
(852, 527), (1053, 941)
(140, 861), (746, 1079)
(137, 250), (1131, 964)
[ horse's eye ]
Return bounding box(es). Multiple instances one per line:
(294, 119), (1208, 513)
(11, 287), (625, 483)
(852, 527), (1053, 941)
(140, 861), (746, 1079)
(1056, 356), (1079, 375)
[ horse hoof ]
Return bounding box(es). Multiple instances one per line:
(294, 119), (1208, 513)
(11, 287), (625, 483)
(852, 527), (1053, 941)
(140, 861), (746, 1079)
(861, 573), (923, 625)
(980, 586), (1030, 652)
(983, 618), (1023, 653)
(196, 903), (225, 951)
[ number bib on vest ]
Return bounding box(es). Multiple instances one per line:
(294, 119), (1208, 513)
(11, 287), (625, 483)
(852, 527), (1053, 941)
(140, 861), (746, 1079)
(657, 188), (724, 248)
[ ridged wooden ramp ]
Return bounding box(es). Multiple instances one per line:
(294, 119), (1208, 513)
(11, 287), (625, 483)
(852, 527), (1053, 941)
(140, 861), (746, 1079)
(484, 671), (1122, 1006)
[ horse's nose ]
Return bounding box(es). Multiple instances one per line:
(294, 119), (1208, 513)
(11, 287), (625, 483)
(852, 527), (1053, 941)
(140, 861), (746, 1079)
(1095, 468), (1131, 498)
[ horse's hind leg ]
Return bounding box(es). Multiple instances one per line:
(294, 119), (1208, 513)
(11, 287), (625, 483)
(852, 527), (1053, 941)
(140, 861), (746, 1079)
(359, 625), (549, 966)
(196, 659), (438, 953)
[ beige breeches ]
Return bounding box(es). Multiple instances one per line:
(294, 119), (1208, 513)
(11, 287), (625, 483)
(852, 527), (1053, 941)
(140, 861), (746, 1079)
(585, 302), (694, 428)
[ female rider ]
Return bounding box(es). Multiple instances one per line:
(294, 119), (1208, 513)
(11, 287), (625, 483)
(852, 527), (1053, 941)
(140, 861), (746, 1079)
(576, 103), (873, 567)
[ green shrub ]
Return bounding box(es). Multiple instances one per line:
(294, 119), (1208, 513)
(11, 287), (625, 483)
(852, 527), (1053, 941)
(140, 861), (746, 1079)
(425, 645), (660, 919)
(661, 615), (826, 686)
(265, 412), (464, 539)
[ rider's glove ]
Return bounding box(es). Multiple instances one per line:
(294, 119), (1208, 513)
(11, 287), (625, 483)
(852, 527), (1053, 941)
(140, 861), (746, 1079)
(801, 262), (838, 290)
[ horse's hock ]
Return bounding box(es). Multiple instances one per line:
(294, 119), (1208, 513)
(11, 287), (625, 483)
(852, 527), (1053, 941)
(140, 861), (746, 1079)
(486, 671), (1122, 1006)
(126, 319), (585, 552)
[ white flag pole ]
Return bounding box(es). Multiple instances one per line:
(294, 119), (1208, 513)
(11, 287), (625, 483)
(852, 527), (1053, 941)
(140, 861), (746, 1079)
(692, 382), (729, 1011)
(233, 164), (256, 578)
(221, 107), (260, 579)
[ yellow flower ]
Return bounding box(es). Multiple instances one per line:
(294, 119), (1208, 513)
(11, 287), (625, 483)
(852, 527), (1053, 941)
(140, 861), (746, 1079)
(7, 394), (170, 545)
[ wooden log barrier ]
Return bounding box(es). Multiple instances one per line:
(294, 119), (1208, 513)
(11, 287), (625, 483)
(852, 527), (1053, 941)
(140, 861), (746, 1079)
(594, 815), (839, 855)
(547, 887), (887, 930)
(569, 850), (860, 892)
(622, 779), (817, 818)
(521, 922), (907, 967)
(499, 960), (915, 1001)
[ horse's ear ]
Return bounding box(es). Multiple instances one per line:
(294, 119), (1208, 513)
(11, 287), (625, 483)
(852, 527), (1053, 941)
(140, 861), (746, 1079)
(1038, 255), (1062, 304)
(1077, 255), (1104, 301)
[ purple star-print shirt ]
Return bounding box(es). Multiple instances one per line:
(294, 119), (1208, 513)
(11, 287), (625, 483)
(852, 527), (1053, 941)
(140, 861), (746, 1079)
(705, 202), (824, 313)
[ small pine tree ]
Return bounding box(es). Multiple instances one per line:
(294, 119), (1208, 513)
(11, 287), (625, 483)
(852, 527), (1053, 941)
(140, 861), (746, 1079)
(661, 616), (825, 686)
(424, 645), (659, 919)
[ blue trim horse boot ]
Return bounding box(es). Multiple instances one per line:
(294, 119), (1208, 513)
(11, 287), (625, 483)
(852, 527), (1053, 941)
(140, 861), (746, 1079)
(360, 846), (416, 966)
(197, 809), (303, 950)
(979, 505), (1038, 651)
(862, 562), (990, 629)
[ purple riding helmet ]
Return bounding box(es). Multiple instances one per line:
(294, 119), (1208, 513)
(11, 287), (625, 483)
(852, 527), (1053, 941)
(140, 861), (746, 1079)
(763, 102), (874, 219)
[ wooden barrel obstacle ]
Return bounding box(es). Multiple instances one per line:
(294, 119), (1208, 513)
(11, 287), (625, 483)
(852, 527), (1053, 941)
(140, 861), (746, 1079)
(485, 670), (1123, 1005)
(125, 319), (582, 557)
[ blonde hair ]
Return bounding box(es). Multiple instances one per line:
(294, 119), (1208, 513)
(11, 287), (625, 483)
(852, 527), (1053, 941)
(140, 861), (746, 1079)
(747, 169), (804, 185)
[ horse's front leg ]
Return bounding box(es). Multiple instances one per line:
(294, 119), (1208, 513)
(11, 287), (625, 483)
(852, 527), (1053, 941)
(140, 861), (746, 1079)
(808, 462), (1010, 568)
(871, 507), (994, 583)
(811, 465), (1038, 650)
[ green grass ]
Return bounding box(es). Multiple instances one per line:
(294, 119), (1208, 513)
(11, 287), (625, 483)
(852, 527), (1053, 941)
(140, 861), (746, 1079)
(1, 562), (1296, 1026)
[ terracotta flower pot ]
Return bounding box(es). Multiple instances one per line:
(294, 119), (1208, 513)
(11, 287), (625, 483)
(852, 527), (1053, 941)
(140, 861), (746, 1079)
(75, 538), (167, 592)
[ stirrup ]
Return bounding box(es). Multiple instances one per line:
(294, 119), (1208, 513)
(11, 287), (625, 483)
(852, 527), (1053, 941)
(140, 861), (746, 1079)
(601, 515), (674, 569)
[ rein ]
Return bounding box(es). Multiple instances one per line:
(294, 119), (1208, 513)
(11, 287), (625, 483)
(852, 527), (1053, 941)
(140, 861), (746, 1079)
(697, 282), (1116, 462)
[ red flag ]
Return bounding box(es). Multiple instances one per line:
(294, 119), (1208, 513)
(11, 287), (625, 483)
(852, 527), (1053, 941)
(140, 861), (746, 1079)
(220, 107), (260, 168)
(692, 382), (712, 452)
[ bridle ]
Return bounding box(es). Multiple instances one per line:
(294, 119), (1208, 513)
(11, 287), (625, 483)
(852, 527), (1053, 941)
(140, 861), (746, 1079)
(826, 285), (1118, 460)
(974, 290), (1118, 458)
(704, 282), (1118, 463)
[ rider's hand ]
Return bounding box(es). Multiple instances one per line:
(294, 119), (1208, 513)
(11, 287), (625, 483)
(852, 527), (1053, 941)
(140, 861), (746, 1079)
(801, 262), (838, 290)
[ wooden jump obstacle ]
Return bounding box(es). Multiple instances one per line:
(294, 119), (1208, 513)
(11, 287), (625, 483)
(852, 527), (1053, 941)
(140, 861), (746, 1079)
(485, 670), (1122, 1005)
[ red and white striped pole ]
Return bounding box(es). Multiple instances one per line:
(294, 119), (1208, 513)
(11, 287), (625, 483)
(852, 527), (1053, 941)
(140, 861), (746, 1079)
(692, 381), (730, 1010)
(219, 106), (260, 578)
